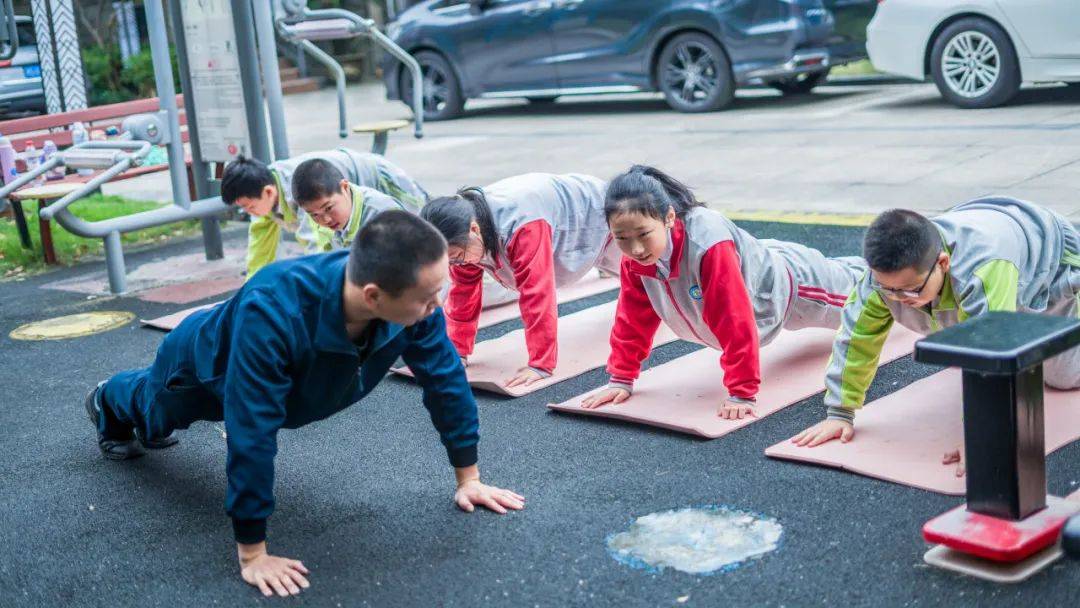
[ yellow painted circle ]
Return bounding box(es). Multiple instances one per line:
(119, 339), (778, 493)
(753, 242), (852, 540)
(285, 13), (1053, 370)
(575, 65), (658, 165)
(9, 311), (136, 341)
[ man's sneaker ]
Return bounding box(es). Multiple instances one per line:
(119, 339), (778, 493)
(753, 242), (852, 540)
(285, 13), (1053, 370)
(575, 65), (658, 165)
(135, 428), (180, 450)
(84, 383), (145, 461)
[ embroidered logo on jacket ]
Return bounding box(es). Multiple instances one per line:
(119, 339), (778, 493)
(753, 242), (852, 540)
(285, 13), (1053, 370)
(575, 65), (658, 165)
(689, 285), (703, 300)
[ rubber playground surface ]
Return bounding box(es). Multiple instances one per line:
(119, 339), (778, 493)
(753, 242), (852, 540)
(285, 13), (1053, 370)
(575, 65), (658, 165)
(1, 220), (1077, 607)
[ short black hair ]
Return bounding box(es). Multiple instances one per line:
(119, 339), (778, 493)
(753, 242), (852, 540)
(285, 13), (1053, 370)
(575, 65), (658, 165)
(292, 158), (345, 206)
(347, 211), (447, 295)
(863, 209), (941, 273)
(221, 156), (274, 204)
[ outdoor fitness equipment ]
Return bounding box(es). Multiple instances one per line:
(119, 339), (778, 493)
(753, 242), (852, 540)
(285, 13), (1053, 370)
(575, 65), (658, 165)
(914, 312), (1080, 582)
(275, 1), (424, 148)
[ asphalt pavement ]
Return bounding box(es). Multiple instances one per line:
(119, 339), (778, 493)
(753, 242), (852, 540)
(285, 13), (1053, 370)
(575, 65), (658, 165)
(1, 221), (1078, 607)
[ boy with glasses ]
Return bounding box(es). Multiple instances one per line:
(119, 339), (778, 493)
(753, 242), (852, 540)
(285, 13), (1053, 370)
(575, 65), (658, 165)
(792, 197), (1080, 459)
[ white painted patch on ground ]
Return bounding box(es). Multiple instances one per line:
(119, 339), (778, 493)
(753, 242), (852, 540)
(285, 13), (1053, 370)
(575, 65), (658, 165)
(607, 507), (782, 574)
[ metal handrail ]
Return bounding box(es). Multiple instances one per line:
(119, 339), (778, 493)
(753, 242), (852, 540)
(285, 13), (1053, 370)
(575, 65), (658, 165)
(276, 7), (424, 140)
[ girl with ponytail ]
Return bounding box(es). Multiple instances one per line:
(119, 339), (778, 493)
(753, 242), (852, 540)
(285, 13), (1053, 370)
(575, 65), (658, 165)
(421, 173), (621, 388)
(583, 165), (866, 419)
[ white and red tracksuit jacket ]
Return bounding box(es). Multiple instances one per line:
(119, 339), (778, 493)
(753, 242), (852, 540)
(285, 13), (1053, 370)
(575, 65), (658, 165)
(606, 207), (863, 401)
(446, 173), (620, 374)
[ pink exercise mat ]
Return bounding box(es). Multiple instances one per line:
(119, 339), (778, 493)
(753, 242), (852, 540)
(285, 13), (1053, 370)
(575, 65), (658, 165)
(393, 300), (680, 397)
(141, 271), (618, 332)
(141, 301), (222, 330)
(765, 370), (1080, 495)
(547, 325), (921, 438)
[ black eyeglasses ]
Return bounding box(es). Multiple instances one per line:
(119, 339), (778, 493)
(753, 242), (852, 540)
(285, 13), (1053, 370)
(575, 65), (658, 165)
(875, 253), (940, 299)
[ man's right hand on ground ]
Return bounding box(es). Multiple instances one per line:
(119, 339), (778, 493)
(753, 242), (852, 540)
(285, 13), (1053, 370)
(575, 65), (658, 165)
(581, 387), (630, 409)
(238, 541), (310, 597)
(790, 419), (854, 447)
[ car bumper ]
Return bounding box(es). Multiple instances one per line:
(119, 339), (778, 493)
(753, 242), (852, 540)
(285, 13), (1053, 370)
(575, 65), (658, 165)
(0, 80), (45, 113)
(742, 49), (833, 81)
(866, 12), (928, 81)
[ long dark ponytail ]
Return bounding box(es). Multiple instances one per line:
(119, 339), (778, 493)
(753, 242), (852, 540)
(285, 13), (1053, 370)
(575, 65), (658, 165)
(420, 186), (500, 261)
(604, 165), (705, 221)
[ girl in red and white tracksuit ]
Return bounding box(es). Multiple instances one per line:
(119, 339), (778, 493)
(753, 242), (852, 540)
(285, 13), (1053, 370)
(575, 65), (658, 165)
(421, 173), (621, 388)
(582, 166), (865, 418)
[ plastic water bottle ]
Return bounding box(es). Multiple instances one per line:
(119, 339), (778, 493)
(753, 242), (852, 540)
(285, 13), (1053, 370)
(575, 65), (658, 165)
(0, 136), (18, 186)
(42, 140), (64, 181)
(23, 141), (43, 186)
(71, 121), (92, 176)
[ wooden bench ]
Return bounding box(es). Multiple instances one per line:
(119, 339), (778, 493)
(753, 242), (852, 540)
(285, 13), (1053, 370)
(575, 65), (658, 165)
(0, 96), (195, 263)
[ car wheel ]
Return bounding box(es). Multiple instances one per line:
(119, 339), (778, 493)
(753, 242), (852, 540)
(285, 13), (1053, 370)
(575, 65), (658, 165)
(656, 32), (734, 113)
(930, 18), (1020, 109)
(767, 69), (829, 95)
(400, 50), (465, 121)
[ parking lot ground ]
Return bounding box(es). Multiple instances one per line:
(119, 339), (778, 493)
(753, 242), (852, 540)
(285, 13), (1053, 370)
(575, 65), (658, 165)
(106, 80), (1080, 223)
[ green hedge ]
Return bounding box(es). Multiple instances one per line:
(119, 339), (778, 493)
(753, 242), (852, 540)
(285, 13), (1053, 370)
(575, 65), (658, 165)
(83, 45), (180, 106)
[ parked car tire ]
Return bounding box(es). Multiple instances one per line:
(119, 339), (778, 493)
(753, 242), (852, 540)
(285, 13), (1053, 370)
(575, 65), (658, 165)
(767, 69), (829, 95)
(656, 32), (734, 113)
(929, 18), (1020, 109)
(400, 50), (465, 121)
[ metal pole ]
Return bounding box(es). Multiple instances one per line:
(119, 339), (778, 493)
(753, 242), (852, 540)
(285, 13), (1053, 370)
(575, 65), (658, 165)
(168, 0), (223, 260)
(144, 0), (192, 209)
(253, 0), (290, 160)
(298, 40), (348, 138)
(232, 0), (273, 164)
(103, 231), (126, 294)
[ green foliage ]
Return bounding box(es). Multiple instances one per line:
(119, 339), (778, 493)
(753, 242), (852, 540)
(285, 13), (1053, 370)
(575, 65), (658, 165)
(83, 45), (181, 106)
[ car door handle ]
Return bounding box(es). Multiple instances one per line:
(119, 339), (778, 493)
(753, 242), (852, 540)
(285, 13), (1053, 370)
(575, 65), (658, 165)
(522, 0), (553, 16)
(553, 0), (583, 9)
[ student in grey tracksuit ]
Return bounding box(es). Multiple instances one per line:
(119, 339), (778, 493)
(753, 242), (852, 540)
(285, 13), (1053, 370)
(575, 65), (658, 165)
(421, 173), (622, 389)
(793, 197), (1080, 450)
(581, 166), (864, 419)
(221, 148), (427, 279)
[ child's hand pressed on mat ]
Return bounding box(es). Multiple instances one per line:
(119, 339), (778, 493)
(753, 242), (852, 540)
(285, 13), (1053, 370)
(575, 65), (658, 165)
(238, 542), (310, 598)
(790, 419), (854, 447)
(942, 448), (966, 477)
(581, 387), (631, 409)
(504, 367), (544, 388)
(718, 399), (756, 420)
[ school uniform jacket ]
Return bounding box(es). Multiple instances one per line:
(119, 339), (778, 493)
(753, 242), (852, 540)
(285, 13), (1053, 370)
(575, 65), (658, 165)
(174, 250), (478, 543)
(606, 207), (793, 401)
(446, 173), (614, 374)
(246, 148), (426, 278)
(311, 183), (413, 251)
(825, 197), (1080, 422)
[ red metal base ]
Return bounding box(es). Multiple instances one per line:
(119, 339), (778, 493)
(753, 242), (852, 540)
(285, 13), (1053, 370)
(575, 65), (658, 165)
(923, 496), (1080, 563)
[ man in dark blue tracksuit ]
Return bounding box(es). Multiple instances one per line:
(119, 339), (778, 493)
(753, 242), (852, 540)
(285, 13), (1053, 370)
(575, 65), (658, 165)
(85, 211), (525, 598)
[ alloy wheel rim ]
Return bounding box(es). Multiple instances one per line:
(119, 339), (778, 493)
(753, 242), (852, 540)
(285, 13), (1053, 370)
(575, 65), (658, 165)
(942, 31), (1000, 99)
(409, 62), (449, 114)
(661, 42), (720, 106)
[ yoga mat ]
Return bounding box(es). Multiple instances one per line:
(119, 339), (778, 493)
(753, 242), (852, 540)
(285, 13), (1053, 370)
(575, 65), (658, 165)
(547, 325), (921, 438)
(394, 300), (679, 397)
(764, 370), (1080, 495)
(141, 302), (221, 330)
(142, 270), (618, 332)
(456, 270), (619, 328)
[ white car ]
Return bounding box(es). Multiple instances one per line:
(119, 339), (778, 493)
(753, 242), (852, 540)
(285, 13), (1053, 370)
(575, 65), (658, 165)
(866, 0), (1080, 108)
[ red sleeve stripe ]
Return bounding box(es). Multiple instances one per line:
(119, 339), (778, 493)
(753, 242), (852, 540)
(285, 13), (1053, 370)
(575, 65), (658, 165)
(797, 285), (847, 307)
